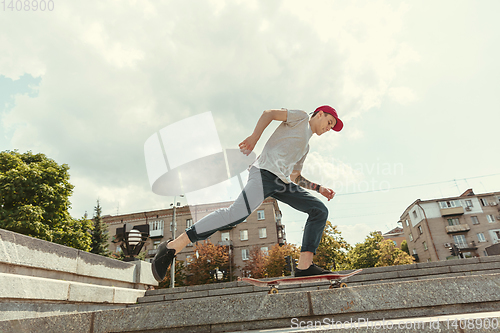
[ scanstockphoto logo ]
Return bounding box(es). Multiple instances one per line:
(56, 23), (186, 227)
(143, 112), (262, 223)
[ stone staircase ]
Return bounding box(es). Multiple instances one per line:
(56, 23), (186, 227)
(2, 256), (500, 332)
(136, 255), (500, 306)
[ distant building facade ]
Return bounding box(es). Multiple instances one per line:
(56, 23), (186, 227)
(382, 227), (405, 248)
(400, 189), (500, 262)
(103, 198), (286, 277)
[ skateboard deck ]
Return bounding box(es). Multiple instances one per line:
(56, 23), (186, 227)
(241, 269), (362, 294)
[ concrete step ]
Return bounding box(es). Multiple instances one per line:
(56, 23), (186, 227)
(3, 272), (500, 333)
(136, 255), (500, 305)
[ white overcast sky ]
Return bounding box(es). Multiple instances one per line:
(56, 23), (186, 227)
(1, 0), (499, 246)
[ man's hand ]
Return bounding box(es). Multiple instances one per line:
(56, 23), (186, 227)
(319, 186), (335, 201)
(239, 135), (258, 156)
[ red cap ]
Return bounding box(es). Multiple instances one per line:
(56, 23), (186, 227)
(314, 105), (343, 132)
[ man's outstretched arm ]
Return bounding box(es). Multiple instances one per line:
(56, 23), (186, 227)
(239, 109), (287, 155)
(291, 171), (335, 201)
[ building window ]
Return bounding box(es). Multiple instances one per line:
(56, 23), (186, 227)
(439, 201), (458, 209)
(221, 232), (230, 241)
(471, 216), (479, 225)
(257, 210), (265, 220)
(480, 198), (488, 207)
(153, 240), (161, 249)
(447, 218), (460, 226)
(423, 242), (428, 251)
(409, 234), (413, 242)
(453, 235), (467, 247)
(405, 220), (409, 227)
(487, 215), (495, 223)
(418, 226), (423, 234)
(477, 233), (486, 243)
(240, 230), (248, 241)
(465, 200), (473, 208)
(186, 219), (193, 228)
(412, 211), (418, 219)
(242, 249), (250, 260)
(393, 240), (397, 246)
(260, 247), (269, 255)
(259, 228), (267, 239)
(412, 249), (417, 255)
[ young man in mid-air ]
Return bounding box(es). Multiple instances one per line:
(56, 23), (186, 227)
(152, 105), (343, 281)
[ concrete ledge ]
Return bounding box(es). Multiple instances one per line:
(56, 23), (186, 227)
(0, 273), (144, 304)
(0, 228), (157, 321)
(0, 228), (157, 288)
(4, 273), (500, 332)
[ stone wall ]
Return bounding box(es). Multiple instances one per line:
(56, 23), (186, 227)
(0, 228), (158, 321)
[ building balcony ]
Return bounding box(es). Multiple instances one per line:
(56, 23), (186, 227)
(445, 224), (470, 234)
(456, 241), (478, 250)
(440, 206), (464, 216)
(218, 240), (233, 247)
(149, 229), (164, 238)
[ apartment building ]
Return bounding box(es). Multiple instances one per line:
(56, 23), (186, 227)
(103, 198), (286, 277)
(400, 189), (500, 262)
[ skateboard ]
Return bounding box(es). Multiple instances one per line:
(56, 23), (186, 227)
(240, 269), (362, 294)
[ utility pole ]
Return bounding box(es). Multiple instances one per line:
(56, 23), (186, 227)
(170, 195), (184, 288)
(170, 196), (177, 288)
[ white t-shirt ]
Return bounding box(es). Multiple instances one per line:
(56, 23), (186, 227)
(251, 109), (313, 183)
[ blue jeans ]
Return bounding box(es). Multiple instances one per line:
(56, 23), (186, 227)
(185, 167), (328, 254)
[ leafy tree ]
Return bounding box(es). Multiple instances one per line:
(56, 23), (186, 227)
(264, 243), (300, 277)
(401, 240), (410, 255)
(185, 241), (237, 285)
(375, 239), (414, 267)
(315, 221), (352, 271)
(0, 150), (92, 251)
(159, 260), (187, 288)
(90, 200), (110, 256)
(242, 246), (267, 278)
(347, 231), (384, 269)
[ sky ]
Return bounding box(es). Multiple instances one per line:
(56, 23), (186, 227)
(1, 0), (500, 247)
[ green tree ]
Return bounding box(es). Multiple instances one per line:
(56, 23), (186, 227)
(264, 243), (300, 277)
(401, 240), (410, 255)
(375, 239), (414, 267)
(0, 150), (92, 251)
(347, 231), (384, 269)
(90, 200), (110, 256)
(315, 221), (352, 271)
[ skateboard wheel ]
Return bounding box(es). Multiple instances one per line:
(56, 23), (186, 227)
(339, 282), (347, 288)
(269, 287), (279, 294)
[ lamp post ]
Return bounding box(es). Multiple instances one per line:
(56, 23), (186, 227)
(170, 195), (184, 288)
(112, 223), (149, 261)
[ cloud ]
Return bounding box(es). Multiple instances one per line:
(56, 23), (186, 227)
(1, 0), (419, 218)
(388, 86), (417, 105)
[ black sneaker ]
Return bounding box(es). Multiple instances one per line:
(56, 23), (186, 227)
(151, 240), (176, 282)
(295, 263), (333, 277)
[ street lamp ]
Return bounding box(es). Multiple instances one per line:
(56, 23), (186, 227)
(113, 223), (149, 261)
(170, 195), (184, 288)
